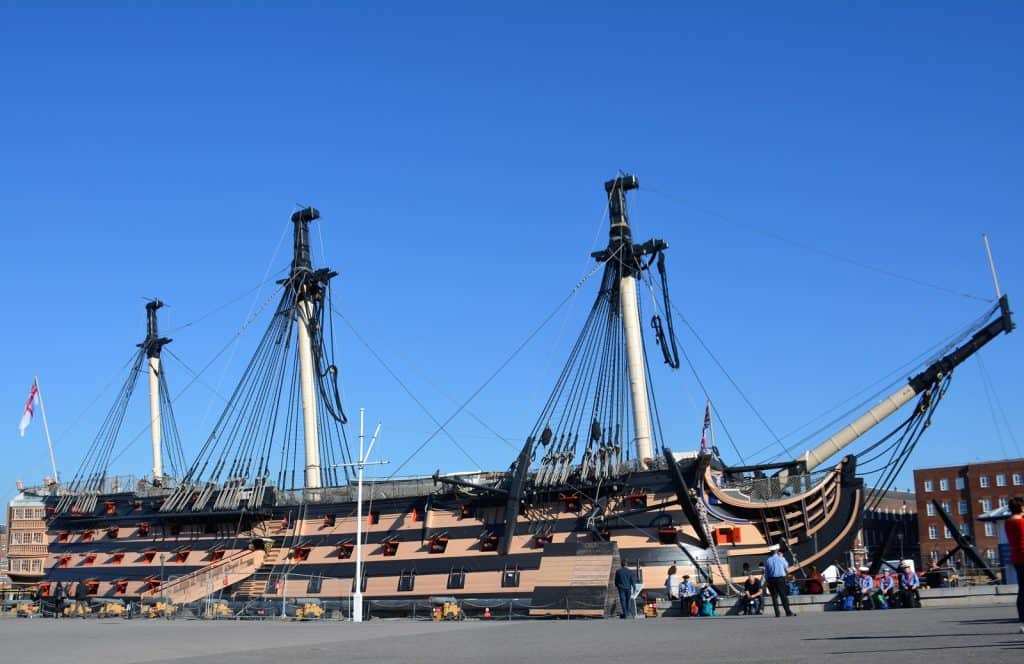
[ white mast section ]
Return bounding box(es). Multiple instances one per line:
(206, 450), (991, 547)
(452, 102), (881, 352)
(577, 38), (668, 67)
(983, 234), (1002, 299)
(603, 175), (657, 465)
(34, 375), (59, 483)
(148, 356), (163, 481)
(621, 274), (654, 462)
(297, 299), (322, 489)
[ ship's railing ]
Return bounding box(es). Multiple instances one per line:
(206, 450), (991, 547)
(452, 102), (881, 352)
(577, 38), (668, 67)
(272, 472), (503, 505)
(714, 469), (835, 501)
(20, 474), (180, 498)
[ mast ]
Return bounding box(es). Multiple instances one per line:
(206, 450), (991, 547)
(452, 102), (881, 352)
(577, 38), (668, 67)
(139, 299), (171, 484)
(605, 175), (654, 463)
(802, 295), (1014, 471)
(290, 207), (324, 489)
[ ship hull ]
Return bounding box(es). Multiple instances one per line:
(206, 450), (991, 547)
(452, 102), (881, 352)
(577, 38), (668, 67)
(20, 455), (862, 615)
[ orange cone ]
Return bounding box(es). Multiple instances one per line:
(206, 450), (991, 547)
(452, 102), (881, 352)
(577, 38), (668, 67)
(483, 607), (492, 619)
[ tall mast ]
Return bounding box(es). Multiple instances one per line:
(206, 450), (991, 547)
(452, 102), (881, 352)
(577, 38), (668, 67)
(290, 207), (324, 489)
(139, 299), (171, 484)
(605, 175), (654, 463)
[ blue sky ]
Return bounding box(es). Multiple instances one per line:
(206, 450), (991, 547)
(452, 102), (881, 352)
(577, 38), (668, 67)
(2, 2), (1021, 510)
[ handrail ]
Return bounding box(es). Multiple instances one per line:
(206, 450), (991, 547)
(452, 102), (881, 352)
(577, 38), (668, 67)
(148, 547), (256, 595)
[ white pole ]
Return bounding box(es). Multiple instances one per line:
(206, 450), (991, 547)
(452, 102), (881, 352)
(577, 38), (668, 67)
(620, 274), (654, 462)
(296, 300), (322, 489)
(34, 376), (59, 484)
(147, 357), (163, 482)
(354, 408), (365, 623)
(982, 234), (1002, 299)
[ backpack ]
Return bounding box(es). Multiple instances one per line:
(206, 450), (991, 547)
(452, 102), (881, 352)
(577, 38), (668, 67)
(700, 600), (715, 617)
(841, 595), (855, 611)
(689, 600), (699, 616)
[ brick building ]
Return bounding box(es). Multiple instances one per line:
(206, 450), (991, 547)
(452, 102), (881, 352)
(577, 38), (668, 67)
(852, 489), (918, 569)
(913, 459), (1024, 570)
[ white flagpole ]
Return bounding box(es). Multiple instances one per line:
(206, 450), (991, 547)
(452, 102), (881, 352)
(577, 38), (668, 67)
(33, 375), (59, 483)
(706, 400), (718, 454)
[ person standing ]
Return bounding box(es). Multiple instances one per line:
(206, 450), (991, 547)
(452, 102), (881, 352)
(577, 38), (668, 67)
(53, 581), (65, 618)
(614, 560), (639, 619)
(763, 544), (796, 618)
(1005, 496), (1024, 634)
(74, 580), (90, 618)
(678, 574), (697, 617)
(664, 565), (680, 604)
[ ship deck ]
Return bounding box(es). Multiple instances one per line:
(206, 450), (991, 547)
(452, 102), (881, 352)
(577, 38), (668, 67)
(0, 605), (1020, 664)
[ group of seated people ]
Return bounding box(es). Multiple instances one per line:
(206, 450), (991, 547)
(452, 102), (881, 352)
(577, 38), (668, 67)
(839, 560), (921, 610)
(665, 566), (721, 616)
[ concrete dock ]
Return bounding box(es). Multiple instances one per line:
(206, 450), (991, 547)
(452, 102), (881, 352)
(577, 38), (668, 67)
(1, 604), (1022, 664)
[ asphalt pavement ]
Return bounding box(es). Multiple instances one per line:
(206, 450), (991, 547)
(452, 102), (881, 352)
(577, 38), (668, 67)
(1, 605), (1021, 663)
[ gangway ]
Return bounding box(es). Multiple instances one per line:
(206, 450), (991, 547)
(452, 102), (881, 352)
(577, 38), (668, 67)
(146, 538), (273, 605)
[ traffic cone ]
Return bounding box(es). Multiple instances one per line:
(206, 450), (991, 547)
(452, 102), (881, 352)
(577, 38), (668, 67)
(483, 606), (492, 619)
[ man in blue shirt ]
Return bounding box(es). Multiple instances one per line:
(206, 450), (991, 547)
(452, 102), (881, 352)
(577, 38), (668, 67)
(857, 566), (875, 610)
(678, 574), (697, 617)
(614, 560), (639, 619)
(898, 561), (920, 608)
(699, 583), (719, 616)
(763, 544), (796, 617)
(878, 569), (896, 606)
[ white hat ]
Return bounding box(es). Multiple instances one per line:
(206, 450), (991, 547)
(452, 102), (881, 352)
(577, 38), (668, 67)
(768, 544), (780, 552)
(859, 566), (869, 572)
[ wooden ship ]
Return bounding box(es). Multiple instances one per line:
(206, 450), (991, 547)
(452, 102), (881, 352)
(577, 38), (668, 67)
(5, 175), (1015, 617)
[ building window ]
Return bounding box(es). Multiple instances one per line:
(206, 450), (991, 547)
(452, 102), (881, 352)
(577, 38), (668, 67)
(926, 504), (935, 516)
(13, 509), (23, 519)
(986, 548), (996, 561)
(31, 560), (41, 572)
(924, 480), (934, 492)
(959, 523), (969, 536)
(941, 501), (951, 514)
(999, 497), (1008, 508)
(981, 498), (992, 512)
(955, 477), (965, 490)
(1013, 473), (1022, 486)
(306, 575), (323, 594)
(958, 500), (968, 515)
(980, 476), (990, 488)
(985, 522), (995, 537)
(996, 474), (1006, 487)
(929, 550), (939, 562)
(928, 525), (938, 540)
(939, 479), (949, 491)
(943, 527), (951, 539)
(12, 533), (21, 544)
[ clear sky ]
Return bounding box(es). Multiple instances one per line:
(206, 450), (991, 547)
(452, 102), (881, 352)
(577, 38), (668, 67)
(2, 2), (1021, 511)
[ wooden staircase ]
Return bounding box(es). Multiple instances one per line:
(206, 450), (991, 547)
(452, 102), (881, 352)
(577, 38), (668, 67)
(530, 541), (616, 618)
(233, 547), (283, 598)
(147, 545), (268, 605)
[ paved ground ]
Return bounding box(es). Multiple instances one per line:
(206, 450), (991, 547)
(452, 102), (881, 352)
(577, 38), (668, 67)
(1, 606), (1022, 664)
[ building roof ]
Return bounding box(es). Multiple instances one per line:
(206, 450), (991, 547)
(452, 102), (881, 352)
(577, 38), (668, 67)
(912, 458), (1024, 473)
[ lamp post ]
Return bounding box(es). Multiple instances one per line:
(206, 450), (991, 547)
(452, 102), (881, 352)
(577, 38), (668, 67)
(331, 408), (385, 623)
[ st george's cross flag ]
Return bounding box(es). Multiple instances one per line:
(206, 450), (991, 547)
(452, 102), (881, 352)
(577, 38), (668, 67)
(19, 382), (39, 437)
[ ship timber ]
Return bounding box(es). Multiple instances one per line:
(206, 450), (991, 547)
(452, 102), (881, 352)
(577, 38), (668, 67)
(7, 181), (1014, 618)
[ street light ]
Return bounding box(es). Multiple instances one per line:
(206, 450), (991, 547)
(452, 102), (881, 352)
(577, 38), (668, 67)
(331, 408), (385, 624)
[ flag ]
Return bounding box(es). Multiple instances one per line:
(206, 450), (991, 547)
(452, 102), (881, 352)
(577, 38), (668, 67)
(699, 402), (711, 451)
(18, 382), (39, 437)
